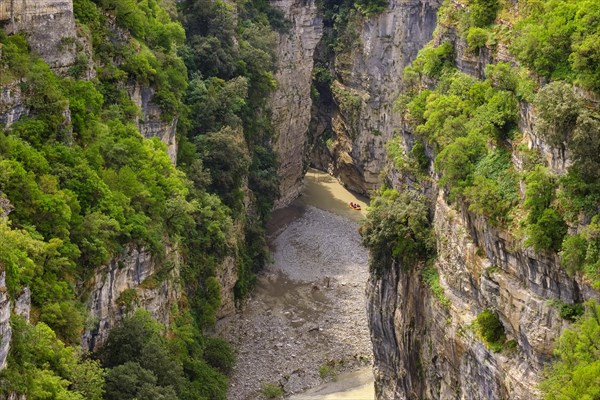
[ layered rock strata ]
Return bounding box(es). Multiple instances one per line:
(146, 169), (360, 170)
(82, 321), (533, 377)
(270, 0), (323, 208)
(82, 245), (181, 351)
(0, 0), (77, 72)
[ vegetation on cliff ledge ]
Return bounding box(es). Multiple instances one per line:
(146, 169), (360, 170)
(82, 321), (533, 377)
(541, 301), (600, 400)
(360, 188), (435, 274)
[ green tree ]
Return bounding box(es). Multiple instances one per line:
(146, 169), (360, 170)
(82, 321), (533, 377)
(541, 301), (600, 399)
(360, 189), (435, 273)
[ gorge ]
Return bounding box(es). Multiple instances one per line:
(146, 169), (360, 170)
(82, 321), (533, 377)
(0, 0), (599, 399)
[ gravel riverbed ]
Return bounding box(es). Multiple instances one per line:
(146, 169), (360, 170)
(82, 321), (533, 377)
(217, 205), (372, 399)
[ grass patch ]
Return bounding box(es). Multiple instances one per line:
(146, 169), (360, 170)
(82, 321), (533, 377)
(319, 363), (335, 380)
(421, 265), (450, 307)
(261, 383), (284, 399)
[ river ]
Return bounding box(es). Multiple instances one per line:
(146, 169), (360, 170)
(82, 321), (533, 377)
(218, 169), (374, 399)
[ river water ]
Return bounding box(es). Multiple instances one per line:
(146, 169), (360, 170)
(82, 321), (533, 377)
(218, 169), (374, 399)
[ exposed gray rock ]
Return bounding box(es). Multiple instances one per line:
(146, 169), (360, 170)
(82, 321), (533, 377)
(13, 288), (30, 322)
(82, 245), (181, 351)
(326, 0), (441, 194)
(128, 83), (178, 165)
(0, 272), (11, 371)
(216, 255), (237, 319)
(0, 0), (77, 73)
(270, 0), (323, 208)
(367, 190), (599, 399)
(0, 83), (27, 128)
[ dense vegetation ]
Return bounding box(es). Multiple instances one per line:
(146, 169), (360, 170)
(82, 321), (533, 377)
(0, 0), (283, 397)
(360, 188), (435, 274)
(541, 301), (600, 399)
(392, 0), (600, 284)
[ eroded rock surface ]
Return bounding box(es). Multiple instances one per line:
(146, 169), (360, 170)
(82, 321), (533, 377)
(270, 0), (323, 208)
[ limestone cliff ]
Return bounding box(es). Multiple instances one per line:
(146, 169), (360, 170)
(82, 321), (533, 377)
(270, 0), (323, 208)
(81, 245), (182, 351)
(309, 0), (440, 194)
(364, 12), (600, 400)
(128, 83), (178, 165)
(0, 0), (77, 73)
(368, 190), (600, 399)
(0, 272), (10, 371)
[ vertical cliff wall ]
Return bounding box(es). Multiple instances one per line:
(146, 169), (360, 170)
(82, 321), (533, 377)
(0, 0), (77, 72)
(363, 10), (600, 400)
(270, 0), (323, 208)
(81, 245), (181, 351)
(307, 0), (440, 194)
(368, 189), (600, 399)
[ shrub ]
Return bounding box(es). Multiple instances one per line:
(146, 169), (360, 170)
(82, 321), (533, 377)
(319, 364), (335, 379)
(261, 383), (284, 398)
(468, 0), (500, 27)
(474, 309), (505, 352)
(466, 27), (489, 53)
(526, 208), (568, 253)
(558, 302), (585, 322)
(203, 337), (235, 376)
(540, 301), (600, 399)
(534, 82), (581, 149)
(355, 0), (388, 16)
(360, 189), (435, 274)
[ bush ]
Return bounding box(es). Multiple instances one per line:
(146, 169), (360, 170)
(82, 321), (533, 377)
(203, 337), (235, 376)
(355, 0), (388, 16)
(526, 208), (568, 253)
(360, 189), (435, 274)
(468, 0), (499, 27)
(466, 27), (489, 53)
(464, 150), (518, 225)
(540, 301), (600, 399)
(534, 82), (581, 148)
(261, 383), (284, 399)
(474, 309), (505, 352)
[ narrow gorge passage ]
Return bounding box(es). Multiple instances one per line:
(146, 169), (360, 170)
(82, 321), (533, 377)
(217, 169), (374, 399)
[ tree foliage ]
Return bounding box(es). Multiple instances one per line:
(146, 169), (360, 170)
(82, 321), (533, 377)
(541, 301), (600, 399)
(360, 189), (435, 274)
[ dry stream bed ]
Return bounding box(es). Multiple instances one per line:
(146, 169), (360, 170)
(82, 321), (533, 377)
(217, 170), (375, 399)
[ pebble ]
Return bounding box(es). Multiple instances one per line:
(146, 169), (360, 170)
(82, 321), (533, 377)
(217, 206), (372, 399)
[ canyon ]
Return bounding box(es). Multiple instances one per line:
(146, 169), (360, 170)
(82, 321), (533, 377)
(0, 0), (598, 399)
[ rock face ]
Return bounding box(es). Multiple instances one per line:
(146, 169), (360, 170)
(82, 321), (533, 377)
(0, 272), (11, 371)
(0, 0), (77, 72)
(82, 245), (181, 351)
(128, 83), (179, 165)
(270, 0), (323, 208)
(368, 192), (599, 399)
(215, 255), (237, 319)
(0, 83), (27, 127)
(312, 0), (440, 194)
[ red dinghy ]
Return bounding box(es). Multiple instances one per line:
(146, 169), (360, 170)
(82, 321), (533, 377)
(348, 202), (362, 211)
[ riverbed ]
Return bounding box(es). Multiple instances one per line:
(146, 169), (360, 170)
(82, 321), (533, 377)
(217, 169), (374, 399)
